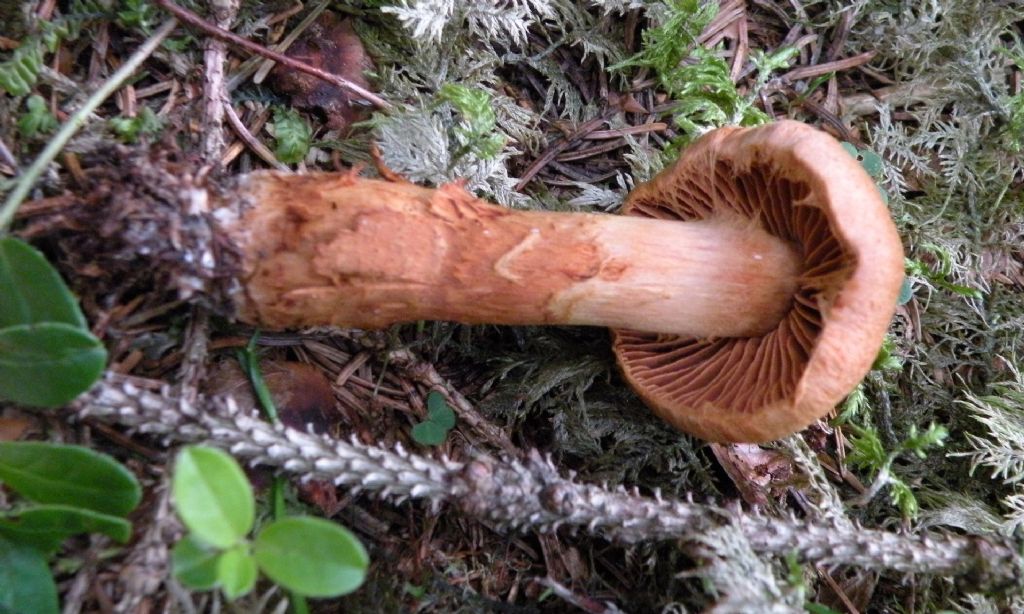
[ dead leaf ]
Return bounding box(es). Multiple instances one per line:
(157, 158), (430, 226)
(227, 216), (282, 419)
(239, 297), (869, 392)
(711, 443), (794, 506)
(205, 360), (341, 514)
(205, 360), (335, 434)
(270, 13), (375, 133)
(0, 411), (36, 442)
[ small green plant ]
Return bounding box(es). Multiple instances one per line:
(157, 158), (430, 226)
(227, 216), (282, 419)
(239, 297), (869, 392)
(116, 0), (157, 33)
(905, 252), (984, 300)
(437, 83), (505, 162)
(0, 19), (79, 96)
(411, 390), (456, 446)
(1000, 44), (1024, 152)
(847, 423), (949, 518)
(171, 446), (369, 600)
(609, 0), (794, 145)
(0, 237), (107, 407)
(17, 95), (58, 139)
(108, 106), (163, 143)
(871, 336), (903, 372)
(0, 38), (48, 96)
(271, 107), (312, 165)
(0, 442), (141, 614)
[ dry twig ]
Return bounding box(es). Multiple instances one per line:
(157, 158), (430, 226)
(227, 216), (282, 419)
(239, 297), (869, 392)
(76, 374), (1024, 593)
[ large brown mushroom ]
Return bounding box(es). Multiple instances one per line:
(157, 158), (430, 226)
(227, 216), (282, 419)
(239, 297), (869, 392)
(68, 120), (903, 443)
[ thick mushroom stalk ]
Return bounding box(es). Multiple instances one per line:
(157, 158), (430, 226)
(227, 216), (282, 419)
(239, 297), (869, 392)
(228, 175), (801, 339)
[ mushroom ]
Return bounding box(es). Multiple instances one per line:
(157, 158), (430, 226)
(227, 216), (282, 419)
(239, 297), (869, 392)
(612, 121), (905, 442)
(222, 120), (903, 443)
(67, 120), (902, 443)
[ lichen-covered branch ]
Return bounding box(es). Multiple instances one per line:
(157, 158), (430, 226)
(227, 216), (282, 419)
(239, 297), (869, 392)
(76, 374), (1023, 592)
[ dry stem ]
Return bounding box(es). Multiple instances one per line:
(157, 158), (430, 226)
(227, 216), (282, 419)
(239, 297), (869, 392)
(76, 374), (1023, 593)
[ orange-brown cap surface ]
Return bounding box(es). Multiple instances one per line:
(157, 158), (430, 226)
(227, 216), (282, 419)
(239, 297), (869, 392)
(612, 121), (904, 443)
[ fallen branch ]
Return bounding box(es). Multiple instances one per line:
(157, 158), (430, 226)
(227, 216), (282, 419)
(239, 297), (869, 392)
(76, 374), (1023, 593)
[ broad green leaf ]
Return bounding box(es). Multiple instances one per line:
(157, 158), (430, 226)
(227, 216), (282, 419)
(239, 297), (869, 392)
(0, 505), (132, 553)
(897, 277), (913, 305)
(426, 391), (455, 430)
(0, 534), (58, 614)
(0, 323), (107, 407)
(173, 447), (254, 548)
(172, 535), (222, 590)
(217, 544), (257, 600)
(253, 516), (368, 598)
(411, 421), (447, 446)
(858, 150), (884, 178)
(0, 442), (140, 516)
(0, 238), (85, 329)
(839, 141), (859, 158)
(413, 392), (456, 445)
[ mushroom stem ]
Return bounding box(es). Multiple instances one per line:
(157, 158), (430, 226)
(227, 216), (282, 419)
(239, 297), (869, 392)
(228, 172), (802, 338)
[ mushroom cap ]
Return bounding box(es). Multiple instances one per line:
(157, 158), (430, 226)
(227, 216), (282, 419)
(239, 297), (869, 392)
(612, 121), (905, 443)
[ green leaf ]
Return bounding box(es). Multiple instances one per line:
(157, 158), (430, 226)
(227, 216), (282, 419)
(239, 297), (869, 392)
(934, 279), (984, 299)
(172, 535), (222, 590)
(437, 84), (505, 159)
(0, 442), (140, 516)
(871, 338), (902, 372)
(0, 505), (132, 553)
(0, 534), (58, 614)
(897, 277), (913, 305)
(839, 141), (859, 158)
(0, 323), (106, 407)
(217, 544), (257, 600)
(0, 237), (86, 329)
(237, 332), (278, 424)
(858, 150), (884, 178)
(901, 423), (948, 458)
(411, 421), (447, 446)
(17, 95), (58, 139)
(889, 478), (918, 518)
(0, 42), (45, 96)
(272, 107), (312, 165)
(412, 392), (456, 445)
(108, 107), (163, 144)
(426, 391), (455, 429)
(253, 516), (368, 598)
(172, 447), (254, 548)
(847, 425), (887, 471)
(805, 604), (844, 614)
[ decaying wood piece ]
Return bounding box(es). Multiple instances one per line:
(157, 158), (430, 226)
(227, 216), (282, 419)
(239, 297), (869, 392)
(225, 172), (801, 338)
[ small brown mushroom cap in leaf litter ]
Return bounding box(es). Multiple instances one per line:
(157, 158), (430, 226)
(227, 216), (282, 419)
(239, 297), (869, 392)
(612, 120), (905, 443)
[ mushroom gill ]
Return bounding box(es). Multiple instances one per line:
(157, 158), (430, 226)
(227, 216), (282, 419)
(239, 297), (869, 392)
(609, 121), (888, 443)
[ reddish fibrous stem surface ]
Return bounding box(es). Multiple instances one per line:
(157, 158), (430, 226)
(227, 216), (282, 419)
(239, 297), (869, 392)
(225, 172), (801, 339)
